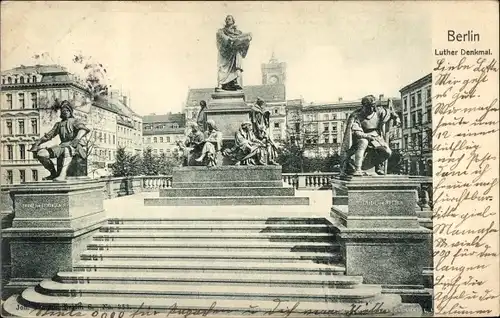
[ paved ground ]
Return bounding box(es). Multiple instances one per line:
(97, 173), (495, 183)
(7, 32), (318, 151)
(104, 189), (333, 219)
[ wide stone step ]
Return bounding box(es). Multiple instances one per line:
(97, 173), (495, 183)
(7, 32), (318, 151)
(160, 187), (295, 197)
(173, 166), (282, 182)
(99, 223), (332, 233)
(4, 288), (415, 317)
(87, 240), (340, 252)
(55, 271), (363, 287)
(174, 180), (284, 188)
(144, 196), (309, 206)
(74, 259), (346, 275)
(92, 231), (333, 242)
(80, 250), (342, 263)
(107, 217), (329, 225)
(37, 280), (382, 302)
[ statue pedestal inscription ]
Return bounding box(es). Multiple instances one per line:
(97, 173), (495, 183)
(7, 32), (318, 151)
(330, 175), (431, 307)
(2, 178), (106, 296)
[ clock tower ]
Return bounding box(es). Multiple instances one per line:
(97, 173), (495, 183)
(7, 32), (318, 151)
(261, 52), (286, 85)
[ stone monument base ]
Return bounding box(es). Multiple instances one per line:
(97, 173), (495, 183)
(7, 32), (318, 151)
(2, 178), (107, 297)
(145, 166), (309, 206)
(330, 175), (432, 309)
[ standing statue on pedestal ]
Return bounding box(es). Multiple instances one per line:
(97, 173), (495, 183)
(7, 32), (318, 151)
(251, 98), (279, 165)
(196, 120), (223, 167)
(177, 123), (205, 166)
(216, 15), (252, 91)
(196, 100), (208, 132)
(339, 95), (401, 177)
(28, 100), (90, 181)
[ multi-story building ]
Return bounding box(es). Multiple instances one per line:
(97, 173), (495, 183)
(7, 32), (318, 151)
(400, 73), (432, 176)
(183, 55), (287, 141)
(1, 65), (142, 183)
(142, 113), (186, 157)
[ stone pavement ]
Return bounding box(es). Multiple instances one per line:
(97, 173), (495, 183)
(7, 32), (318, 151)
(104, 189), (333, 219)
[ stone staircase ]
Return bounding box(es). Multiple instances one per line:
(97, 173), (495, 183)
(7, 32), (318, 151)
(2, 216), (419, 317)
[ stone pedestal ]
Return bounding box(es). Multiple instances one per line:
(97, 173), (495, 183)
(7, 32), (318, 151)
(145, 166), (309, 206)
(205, 91), (259, 141)
(330, 175), (431, 308)
(2, 178), (107, 296)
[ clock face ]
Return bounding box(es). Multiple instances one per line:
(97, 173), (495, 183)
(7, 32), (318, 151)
(269, 76), (278, 84)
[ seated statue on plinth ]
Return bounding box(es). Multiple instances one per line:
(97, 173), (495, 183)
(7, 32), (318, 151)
(195, 120), (223, 167)
(28, 100), (90, 181)
(216, 15), (252, 91)
(223, 122), (265, 166)
(176, 123), (205, 166)
(339, 95), (401, 177)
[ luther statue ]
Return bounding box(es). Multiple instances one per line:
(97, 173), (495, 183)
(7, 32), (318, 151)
(216, 15), (252, 91)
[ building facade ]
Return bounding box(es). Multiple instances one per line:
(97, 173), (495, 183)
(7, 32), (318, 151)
(142, 113), (186, 157)
(1, 65), (142, 183)
(399, 73), (432, 176)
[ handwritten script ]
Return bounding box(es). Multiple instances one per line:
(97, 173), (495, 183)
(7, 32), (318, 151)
(432, 55), (499, 316)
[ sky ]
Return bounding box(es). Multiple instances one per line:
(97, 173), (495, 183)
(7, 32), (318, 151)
(1, 1), (432, 116)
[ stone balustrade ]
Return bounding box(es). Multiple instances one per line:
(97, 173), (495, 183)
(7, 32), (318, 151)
(142, 175), (173, 191)
(1, 174), (432, 206)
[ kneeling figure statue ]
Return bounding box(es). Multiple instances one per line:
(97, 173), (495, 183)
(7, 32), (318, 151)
(339, 95), (400, 177)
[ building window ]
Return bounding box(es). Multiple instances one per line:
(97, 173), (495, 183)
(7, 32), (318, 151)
(6, 120), (13, 135)
(19, 170), (26, 183)
(14, 78), (18, 84)
(294, 123), (300, 132)
(18, 120), (25, 134)
(147, 137), (151, 143)
(18, 93), (25, 109)
(27, 77), (30, 83)
(7, 145), (13, 159)
(417, 91), (422, 106)
(274, 122), (280, 128)
(32, 170), (38, 181)
(323, 114), (329, 121)
(331, 114), (337, 120)
(411, 113), (416, 127)
(153, 149), (158, 154)
(29, 118), (37, 134)
(6, 170), (13, 184)
(19, 144), (26, 159)
(274, 109), (279, 115)
(6, 94), (12, 109)
(32, 76), (37, 83)
(417, 111), (423, 125)
(20, 77), (25, 84)
(160, 137), (164, 143)
(113, 135), (116, 144)
(426, 87), (432, 102)
(323, 123), (329, 132)
(167, 136), (171, 143)
(411, 95), (416, 108)
(153, 137), (157, 143)
(2, 78), (5, 84)
(403, 98), (408, 111)
(160, 149), (164, 153)
(31, 92), (38, 108)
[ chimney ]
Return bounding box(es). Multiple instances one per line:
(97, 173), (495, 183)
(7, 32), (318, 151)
(379, 94), (384, 100)
(338, 97), (343, 102)
(122, 96), (128, 106)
